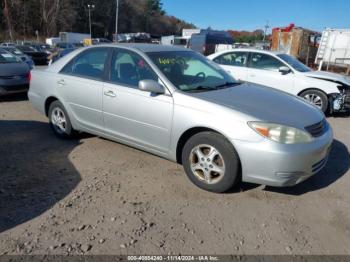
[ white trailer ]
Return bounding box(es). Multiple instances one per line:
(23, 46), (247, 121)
(46, 37), (61, 46)
(59, 32), (90, 44)
(315, 28), (350, 70)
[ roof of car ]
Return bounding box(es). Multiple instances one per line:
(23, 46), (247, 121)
(213, 48), (286, 56)
(97, 43), (190, 53)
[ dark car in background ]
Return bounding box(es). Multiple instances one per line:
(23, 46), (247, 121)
(189, 30), (234, 56)
(15, 45), (49, 65)
(2, 46), (35, 69)
(55, 42), (77, 50)
(0, 49), (30, 95)
(49, 48), (76, 65)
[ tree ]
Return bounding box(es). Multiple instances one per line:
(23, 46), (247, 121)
(0, 0), (195, 41)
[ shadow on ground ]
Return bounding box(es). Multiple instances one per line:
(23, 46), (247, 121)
(0, 120), (81, 233)
(264, 139), (350, 195)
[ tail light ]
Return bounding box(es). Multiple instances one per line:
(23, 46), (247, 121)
(27, 71), (32, 82)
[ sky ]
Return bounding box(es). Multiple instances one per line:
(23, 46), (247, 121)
(162, 0), (350, 33)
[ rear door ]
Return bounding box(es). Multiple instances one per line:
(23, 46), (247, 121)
(57, 47), (111, 133)
(102, 48), (174, 154)
(212, 51), (249, 82)
(246, 52), (295, 93)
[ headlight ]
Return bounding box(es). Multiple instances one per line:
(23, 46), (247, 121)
(248, 122), (313, 144)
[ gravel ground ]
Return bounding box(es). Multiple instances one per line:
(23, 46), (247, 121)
(0, 94), (349, 255)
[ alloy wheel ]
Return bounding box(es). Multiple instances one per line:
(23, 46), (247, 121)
(304, 93), (323, 109)
(51, 107), (67, 134)
(189, 144), (226, 185)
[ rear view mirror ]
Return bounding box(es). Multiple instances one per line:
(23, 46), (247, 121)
(279, 66), (291, 75)
(139, 80), (165, 94)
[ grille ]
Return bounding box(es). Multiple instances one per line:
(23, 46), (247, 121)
(305, 119), (328, 138)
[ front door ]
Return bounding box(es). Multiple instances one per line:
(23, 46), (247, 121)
(246, 52), (295, 93)
(102, 48), (173, 154)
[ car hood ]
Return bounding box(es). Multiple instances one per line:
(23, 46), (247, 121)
(303, 70), (350, 86)
(0, 62), (29, 77)
(190, 83), (324, 129)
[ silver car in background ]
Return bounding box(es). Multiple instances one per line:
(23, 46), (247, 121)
(28, 44), (333, 193)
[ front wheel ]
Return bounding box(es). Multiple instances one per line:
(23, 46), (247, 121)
(300, 89), (329, 113)
(182, 132), (240, 193)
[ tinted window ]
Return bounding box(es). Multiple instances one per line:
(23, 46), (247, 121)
(61, 48), (109, 80)
(249, 53), (284, 71)
(214, 52), (248, 67)
(109, 49), (158, 88)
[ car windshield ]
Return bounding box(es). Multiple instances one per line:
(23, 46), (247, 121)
(147, 51), (238, 92)
(0, 50), (20, 63)
(17, 45), (38, 52)
(277, 54), (311, 72)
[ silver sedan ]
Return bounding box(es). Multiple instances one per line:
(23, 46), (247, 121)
(28, 44), (333, 193)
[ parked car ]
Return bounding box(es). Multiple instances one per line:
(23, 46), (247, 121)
(208, 49), (350, 113)
(56, 42), (78, 50)
(2, 46), (35, 69)
(15, 45), (49, 65)
(49, 48), (76, 65)
(92, 38), (112, 45)
(28, 44), (333, 193)
(189, 30), (234, 56)
(0, 42), (16, 47)
(0, 48), (30, 95)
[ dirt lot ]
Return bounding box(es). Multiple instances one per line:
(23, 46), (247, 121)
(0, 94), (349, 255)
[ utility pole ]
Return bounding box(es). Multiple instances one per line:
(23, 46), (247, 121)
(87, 4), (95, 38)
(3, 0), (13, 41)
(263, 20), (270, 42)
(115, 0), (119, 42)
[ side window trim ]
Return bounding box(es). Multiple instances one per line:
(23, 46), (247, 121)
(59, 47), (112, 82)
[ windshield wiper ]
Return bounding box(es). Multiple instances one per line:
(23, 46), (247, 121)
(186, 85), (219, 93)
(215, 82), (240, 88)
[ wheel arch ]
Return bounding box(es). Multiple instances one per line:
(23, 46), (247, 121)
(176, 126), (233, 164)
(45, 96), (59, 116)
(297, 87), (329, 97)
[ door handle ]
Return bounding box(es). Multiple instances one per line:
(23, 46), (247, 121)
(104, 90), (116, 97)
(249, 74), (256, 77)
(57, 79), (66, 86)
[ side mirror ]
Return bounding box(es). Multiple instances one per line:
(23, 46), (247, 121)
(138, 80), (165, 94)
(279, 66), (292, 75)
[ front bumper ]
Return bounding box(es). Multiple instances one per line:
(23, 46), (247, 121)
(232, 127), (333, 187)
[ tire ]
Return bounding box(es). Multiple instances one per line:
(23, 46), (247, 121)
(300, 89), (329, 113)
(48, 100), (76, 138)
(182, 131), (240, 193)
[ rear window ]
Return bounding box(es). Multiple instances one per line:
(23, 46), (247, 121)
(0, 50), (20, 63)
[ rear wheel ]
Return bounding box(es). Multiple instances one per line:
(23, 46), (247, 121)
(48, 101), (76, 138)
(182, 132), (240, 193)
(300, 89), (329, 113)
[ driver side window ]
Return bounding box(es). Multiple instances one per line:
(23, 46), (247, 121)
(109, 49), (158, 88)
(249, 53), (284, 71)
